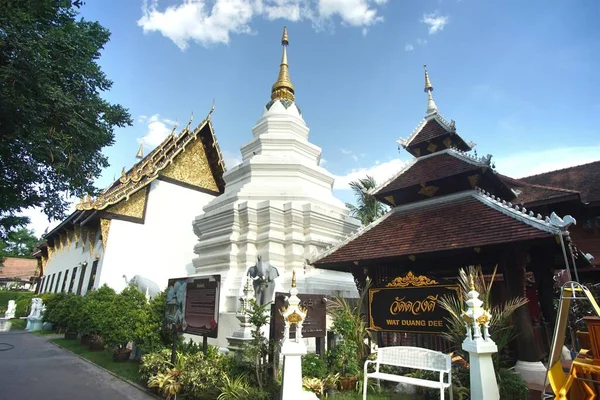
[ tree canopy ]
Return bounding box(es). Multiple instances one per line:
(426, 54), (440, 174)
(345, 175), (387, 225)
(0, 227), (39, 258)
(0, 0), (132, 238)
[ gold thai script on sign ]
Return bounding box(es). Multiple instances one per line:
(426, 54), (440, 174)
(389, 295), (439, 316)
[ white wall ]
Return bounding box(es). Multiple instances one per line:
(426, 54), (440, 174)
(41, 230), (103, 295)
(98, 179), (216, 294)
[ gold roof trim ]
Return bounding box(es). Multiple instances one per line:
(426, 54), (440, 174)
(271, 26), (295, 102)
(386, 271), (439, 287)
(76, 107), (225, 212)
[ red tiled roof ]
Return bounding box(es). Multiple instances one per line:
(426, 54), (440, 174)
(519, 161), (600, 204)
(409, 119), (449, 146)
(375, 152), (484, 195)
(500, 175), (579, 206)
(0, 257), (38, 279)
(314, 193), (556, 266)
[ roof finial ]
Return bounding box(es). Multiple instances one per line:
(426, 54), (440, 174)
(423, 64), (438, 115)
(136, 142), (144, 160)
(270, 26), (295, 102)
(291, 269), (297, 288)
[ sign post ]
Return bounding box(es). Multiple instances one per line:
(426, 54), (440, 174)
(166, 275), (221, 355)
(368, 271), (459, 334)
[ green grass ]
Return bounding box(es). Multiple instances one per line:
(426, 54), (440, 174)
(9, 318), (26, 330)
(33, 329), (61, 336)
(50, 338), (142, 384)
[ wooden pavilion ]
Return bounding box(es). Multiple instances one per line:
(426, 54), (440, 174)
(311, 67), (593, 363)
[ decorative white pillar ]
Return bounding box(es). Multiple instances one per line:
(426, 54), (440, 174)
(280, 270), (318, 400)
(5, 300), (16, 319)
(227, 276), (256, 354)
(461, 277), (499, 400)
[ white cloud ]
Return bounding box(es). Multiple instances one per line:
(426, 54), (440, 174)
(416, 38), (427, 46)
(137, 114), (176, 148)
(341, 148), (359, 162)
(138, 0), (387, 49)
(422, 12), (449, 34)
(319, 158), (328, 166)
(222, 150), (243, 170)
(405, 44), (414, 52)
(333, 158), (406, 190)
(22, 199), (78, 238)
(494, 145), (600, 179)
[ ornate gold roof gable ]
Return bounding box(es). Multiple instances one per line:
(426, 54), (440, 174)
(76, 106), (225, 212)
(386, 271), (439, 287)
(270, 26), (295, 103)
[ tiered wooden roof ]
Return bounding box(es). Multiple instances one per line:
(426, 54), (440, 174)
(313, 189), (567, 269)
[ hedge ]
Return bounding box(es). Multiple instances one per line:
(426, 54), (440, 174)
(0, 290), (36, 317)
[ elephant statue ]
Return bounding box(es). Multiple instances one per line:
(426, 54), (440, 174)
(123, 274), (161, 299)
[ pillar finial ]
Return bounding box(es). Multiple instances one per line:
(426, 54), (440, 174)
(136, 142), (144, 160)
(291, 269), (297, 288)
(271, 26), (295, 102)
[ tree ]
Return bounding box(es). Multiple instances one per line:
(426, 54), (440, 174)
(0, 227), (39, 258)
(0, 0), (132, 238)
(345, 175), (387, 225)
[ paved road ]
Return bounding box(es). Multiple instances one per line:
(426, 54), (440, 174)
(0, 331), (154, 400)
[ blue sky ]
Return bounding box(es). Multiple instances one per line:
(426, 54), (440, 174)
(25, 0), (600, 235)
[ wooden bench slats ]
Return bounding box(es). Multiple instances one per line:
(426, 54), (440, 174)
(365, 372), (452, 389)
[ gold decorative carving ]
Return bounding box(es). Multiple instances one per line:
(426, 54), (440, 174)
(41, 256), (47, 271)
(426, 143), (438, 153)
(386, 271), (439, 288)
(66, 230), (72, 249)
(74, 225), (81, 247)
(107, 188), (147, 219)
(461, 312), (474, 324)
(468, 174), (480, 188)
(384, 195), (396, 206)
(286, 311), (302, 325)
(389, 295), (439, 316)
(160, 138), (219, 192)
(74, 106), (224, 213)
(48, 245), (54, 261)
(88, 229), (97, 254)
(100, 219), (111, 250)
(369, 288), (383, 330)
(443, 137), (452, 148)
(476, 314), (490, 325)
(418, 184), (439, 197)
(409, 255), (416, 262)
(58, 234), (64, 253)
(413, 148), (421, 156)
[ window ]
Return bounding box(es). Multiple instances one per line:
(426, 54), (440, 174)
(39, 277), (45, 293)
(50, 274), (56, 293)
(61, 270), (69, 293)
(69, 267), (78, 293)
(87, 260), (98, 293)
(55, 272), (62, 293)
(77, 263), (87, 295)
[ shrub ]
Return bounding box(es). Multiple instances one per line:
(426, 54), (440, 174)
(101, 285), (147, 349)
(140, 349), (172, 382)
(302, 353), (327, 379)
(498, 368), (528, 400)
(78, 284), (117, 338)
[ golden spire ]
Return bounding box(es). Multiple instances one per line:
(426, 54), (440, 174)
(423, 64), (438, 115)
(271, 26), (295, 102)
(136, 142), (144, 160)
(424, 64), (433, 92)
(469, 274), (475, 291)
(291, 270), (297, 288)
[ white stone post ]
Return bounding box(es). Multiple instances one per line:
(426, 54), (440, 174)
(227, 276), (257, 354)
(461, 279), (499, 400)
(5, 300), (16, 319)
(280, 271), (318, 400)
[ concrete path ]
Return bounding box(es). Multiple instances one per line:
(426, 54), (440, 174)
(0, 331), (154, 400)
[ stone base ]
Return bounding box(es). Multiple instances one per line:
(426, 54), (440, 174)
(26, 317), (43, 332)
(514, 360), (547, 391)
(0, 318), (11, 332)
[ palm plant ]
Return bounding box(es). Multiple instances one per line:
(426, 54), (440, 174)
(345, 175), (387, 225)
(438, 265), (528, 369)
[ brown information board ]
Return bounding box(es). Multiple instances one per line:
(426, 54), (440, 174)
(166, 275), (220, 338)
(368, 272), (459, 334)
(272, 292), (327, 340)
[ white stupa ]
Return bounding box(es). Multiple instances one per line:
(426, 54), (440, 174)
(191, 27), (361, 348)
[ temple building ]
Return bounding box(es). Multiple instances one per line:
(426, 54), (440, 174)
(35, 110), (225, 297)
(191, 27), (361, 348)
(311, 66), (594, 387)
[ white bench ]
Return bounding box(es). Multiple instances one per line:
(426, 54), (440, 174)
(363, 346), (452, 400)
